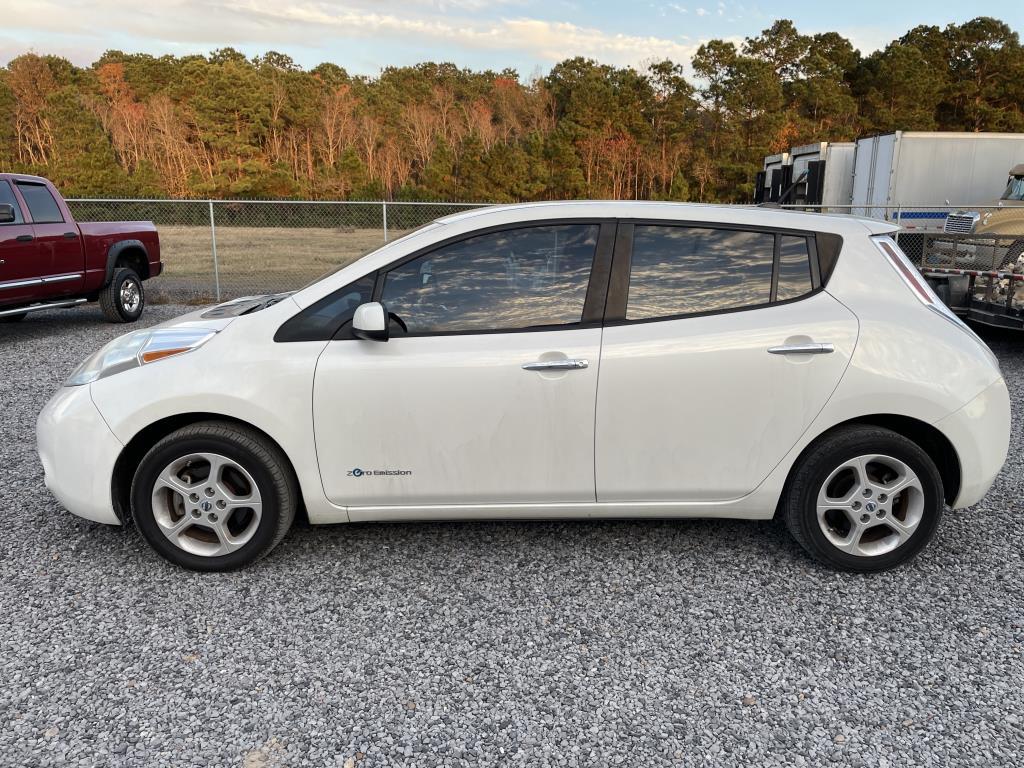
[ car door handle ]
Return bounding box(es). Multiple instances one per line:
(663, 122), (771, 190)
(15, 235), (33, 242)
(522, 359), (589, 371)
(62, 232), (78, 240)
(767, 343), (835, 355)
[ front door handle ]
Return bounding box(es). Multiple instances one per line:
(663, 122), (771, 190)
(767, 343), (835, 355)
(522, 359), (589, 371)
(63, 232), (78, 240)
(15, 235), (33, 243)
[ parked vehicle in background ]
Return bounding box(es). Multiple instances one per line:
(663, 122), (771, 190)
(37, 202), (1010, 573)
(0, 174), (161, 323)
(922, 164), (1024, 329)
(850, 132), (1024, 229)
(756, 141), (855, 208)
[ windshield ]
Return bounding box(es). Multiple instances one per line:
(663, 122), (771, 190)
(1001, 175), (1024, 201)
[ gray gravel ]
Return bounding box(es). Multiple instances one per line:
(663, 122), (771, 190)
(1, 303), (1023, 768)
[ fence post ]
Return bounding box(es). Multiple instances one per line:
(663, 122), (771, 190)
(209, 200), (221, 301)
(382, 200), (389, 243)
(894, 205), (902, 246)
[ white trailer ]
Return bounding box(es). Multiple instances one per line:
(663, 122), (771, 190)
(756, 152), (790, 203)
(851, 131), (1024, 231)
(789, 142), (855, 208)
(755, 143), (854, 206)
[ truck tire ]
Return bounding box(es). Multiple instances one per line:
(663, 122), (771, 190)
(0, 313), (27, 323)
(100, 267), (145, 323)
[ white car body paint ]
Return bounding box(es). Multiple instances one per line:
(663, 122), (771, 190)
(38, 201), (1010, 531)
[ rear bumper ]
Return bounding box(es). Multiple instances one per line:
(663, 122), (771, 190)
(934, 378), (1012, 509)
(37, 385), (123, 525)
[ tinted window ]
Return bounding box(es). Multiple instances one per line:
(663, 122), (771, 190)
(381, 224), (598, 334)
(0, 181), (24, 225)
(776, 236), (814, 301)
(274, 274), (376, 342)
(16, 183), (63, 223)
(627, 226), (774, 320)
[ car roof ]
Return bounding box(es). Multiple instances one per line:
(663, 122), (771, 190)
(435, 200), (896, 235)
(0, 172), (50, 184)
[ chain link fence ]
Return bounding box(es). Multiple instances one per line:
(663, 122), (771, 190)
(65, 199), (487, 303)
(66, 199), (1024, 309)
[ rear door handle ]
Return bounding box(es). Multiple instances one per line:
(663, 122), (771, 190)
(767, 343), (835, 355)
(522, 359), (589, 371)
(15, 235), (33, 242)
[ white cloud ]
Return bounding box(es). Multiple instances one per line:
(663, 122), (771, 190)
(4, 0), (703, 68)
(695, 7), (709, 17)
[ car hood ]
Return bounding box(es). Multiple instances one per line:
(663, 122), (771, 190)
(150, 305), (238, 333)
(152, 293), (294, 332)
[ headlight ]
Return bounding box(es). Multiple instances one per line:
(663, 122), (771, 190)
(66, 328), (217, 386)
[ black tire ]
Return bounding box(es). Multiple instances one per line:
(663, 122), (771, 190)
(99, 267), (145, 323)
(0, 312), (27, 323)
(131, 421), (297, 571)
(782, 426), (944, 572)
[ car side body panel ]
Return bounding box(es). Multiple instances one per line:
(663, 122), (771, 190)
(595, 291), (859, 502)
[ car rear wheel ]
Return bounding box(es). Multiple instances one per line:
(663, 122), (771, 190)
(100, 266), (145, 323)
(782, 426), (943, 571)
(131, 421), (297, 571)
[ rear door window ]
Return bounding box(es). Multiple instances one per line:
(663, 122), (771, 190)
(626, 226), (775, 320)
(16, 183), (64, 224)
(0, 181), (25, 225)
(624, 225), (818, 321)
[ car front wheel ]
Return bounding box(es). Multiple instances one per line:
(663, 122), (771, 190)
(782, 426), (944, 571)
(131, 421), (297, 571)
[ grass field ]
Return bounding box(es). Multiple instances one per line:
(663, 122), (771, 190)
(152, 225), (411, 300)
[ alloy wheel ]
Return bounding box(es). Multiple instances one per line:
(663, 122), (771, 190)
(120, 278), (141, 313)
(816, 454), (925, 557)
(150, 452), (263, 557)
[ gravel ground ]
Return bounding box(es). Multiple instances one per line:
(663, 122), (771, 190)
(1, 303), (1023, 768)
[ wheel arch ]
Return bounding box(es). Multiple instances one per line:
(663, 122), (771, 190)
(111, 412), (306, 524)
(783, 414), (961, 507)
(105, 240), (150, 282)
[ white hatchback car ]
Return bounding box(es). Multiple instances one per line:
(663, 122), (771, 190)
(38, 202), (1010, 572)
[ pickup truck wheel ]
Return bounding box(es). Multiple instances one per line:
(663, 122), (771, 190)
(100, 267), (145, 323)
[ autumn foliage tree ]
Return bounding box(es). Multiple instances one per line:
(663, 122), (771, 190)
(1, 16), (1022, 201)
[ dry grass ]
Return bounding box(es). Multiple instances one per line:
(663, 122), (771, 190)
(153, 225), (412, 299)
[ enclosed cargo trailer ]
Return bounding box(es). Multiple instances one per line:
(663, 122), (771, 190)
(851, 131), (1024, 230)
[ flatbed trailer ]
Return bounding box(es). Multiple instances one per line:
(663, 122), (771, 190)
(921, 266), (1024, 330)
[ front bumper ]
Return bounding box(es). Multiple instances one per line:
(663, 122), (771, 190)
(37, 385), (123, 525)
(934, 377), (1012, 509)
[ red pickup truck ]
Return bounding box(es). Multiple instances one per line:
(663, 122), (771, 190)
(0, 174), (161, 323)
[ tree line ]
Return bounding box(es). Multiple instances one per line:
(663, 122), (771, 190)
(1, 16), (1022, 202)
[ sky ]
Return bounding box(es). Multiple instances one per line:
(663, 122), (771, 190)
(2, 0), (1023, 76)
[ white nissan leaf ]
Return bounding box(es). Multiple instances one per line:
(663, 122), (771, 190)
(37, 203), (1011, 571)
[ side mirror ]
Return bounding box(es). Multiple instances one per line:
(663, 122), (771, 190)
(0, 204), (15, 224)
(352, 301), (389, 341)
